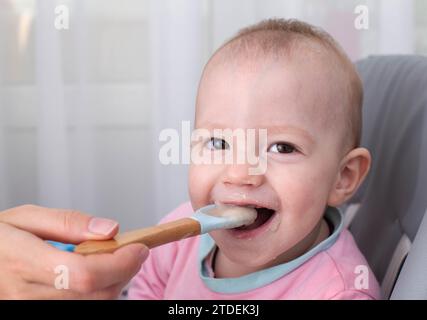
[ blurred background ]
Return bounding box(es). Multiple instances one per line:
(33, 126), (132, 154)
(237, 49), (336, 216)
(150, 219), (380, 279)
(0, 0), (426, 230)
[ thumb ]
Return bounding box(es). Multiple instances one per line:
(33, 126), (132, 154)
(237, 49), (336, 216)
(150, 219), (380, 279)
(0, 205), (119, 243)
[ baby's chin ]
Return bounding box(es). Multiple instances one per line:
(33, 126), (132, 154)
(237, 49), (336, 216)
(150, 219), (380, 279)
(210, 229), (294, 269)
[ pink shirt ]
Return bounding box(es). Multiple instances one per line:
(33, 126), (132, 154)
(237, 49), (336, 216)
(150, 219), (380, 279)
(128, 202), (381, 300)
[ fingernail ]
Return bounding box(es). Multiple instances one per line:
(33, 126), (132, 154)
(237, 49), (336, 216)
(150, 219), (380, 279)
(88, 217), (118, 235)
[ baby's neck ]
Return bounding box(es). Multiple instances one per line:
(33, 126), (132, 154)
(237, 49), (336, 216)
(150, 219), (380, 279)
(214, 218), (330, 278)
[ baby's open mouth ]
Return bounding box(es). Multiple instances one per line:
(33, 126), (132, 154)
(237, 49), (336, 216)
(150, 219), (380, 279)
(234, 207), (276, 231)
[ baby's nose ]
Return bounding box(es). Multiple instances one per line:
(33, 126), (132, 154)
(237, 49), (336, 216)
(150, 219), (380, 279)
(222, 163), (264, 187)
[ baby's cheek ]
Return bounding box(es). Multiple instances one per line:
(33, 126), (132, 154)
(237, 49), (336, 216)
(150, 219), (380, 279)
(292, 182), (327, 221)
(188, 165), (216, 208)
(273, 171), (328, 233)
(270, 171), (314, 208)
(188, 167), (204, 209)
(290, 166), (332, 205)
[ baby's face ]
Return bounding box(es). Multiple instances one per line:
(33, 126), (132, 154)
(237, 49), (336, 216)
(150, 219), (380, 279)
(189, 54), (346, 268)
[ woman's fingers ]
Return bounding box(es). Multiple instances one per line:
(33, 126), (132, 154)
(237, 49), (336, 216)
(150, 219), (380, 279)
(47, 243), (149, 292)
(10, 229), (148, 290)
(0, 221), (148, 299)
(0, 205), (119, 243)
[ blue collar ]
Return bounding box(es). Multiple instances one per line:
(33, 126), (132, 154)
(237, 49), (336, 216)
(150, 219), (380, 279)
(198, 206), (344, 294)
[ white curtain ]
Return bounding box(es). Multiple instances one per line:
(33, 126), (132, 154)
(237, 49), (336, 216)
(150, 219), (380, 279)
(0, 60), (5, 210)
(149, 0), (204, 218)
(0, 0), (421, 230)
(379, 0), (414, 54)
(35, 0), (71, 208)
(34, 0), (97, 211)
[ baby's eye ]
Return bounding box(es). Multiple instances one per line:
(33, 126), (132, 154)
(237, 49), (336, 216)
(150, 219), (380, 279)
(268, 142), (296, 154)
(206, 137), (230, 150)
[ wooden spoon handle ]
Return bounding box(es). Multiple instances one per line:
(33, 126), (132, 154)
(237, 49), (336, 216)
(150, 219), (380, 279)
(74, 217), (201, 255)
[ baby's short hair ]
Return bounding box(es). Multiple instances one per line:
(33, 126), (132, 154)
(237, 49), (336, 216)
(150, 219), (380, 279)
(207, 19), (363, 150)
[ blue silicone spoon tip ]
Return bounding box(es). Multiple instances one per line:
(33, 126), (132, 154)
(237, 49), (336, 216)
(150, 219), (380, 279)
(47, 240), (76, 252)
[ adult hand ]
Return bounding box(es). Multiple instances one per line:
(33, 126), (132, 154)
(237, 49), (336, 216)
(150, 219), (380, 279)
(0, 205), (148, 299)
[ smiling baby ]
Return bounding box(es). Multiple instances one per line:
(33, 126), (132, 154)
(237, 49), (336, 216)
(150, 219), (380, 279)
(128, 19), (381, 300)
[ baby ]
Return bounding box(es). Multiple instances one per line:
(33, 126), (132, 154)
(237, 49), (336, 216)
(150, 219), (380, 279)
(128, 19), (381, 299)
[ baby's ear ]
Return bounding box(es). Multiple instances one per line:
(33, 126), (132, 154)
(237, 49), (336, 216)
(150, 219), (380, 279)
(327, 147), (371, 207)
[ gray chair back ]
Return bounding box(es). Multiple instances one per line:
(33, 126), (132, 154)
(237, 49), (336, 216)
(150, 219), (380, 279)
(348, 55), (427, 299)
